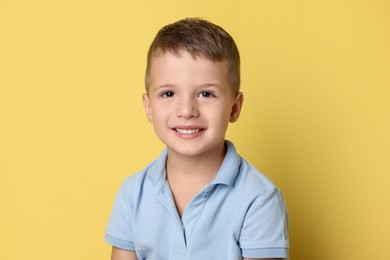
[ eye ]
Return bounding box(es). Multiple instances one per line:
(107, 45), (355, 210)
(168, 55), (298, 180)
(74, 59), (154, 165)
(161, 91), (175, 98)
(199, 91), (215, 98)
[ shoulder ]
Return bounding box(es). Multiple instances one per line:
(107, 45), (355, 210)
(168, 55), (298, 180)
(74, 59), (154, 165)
(236, 158), (278, 196)
(232, 159), (288, 221)
(221, 141), (280, 198)
(118, 153), (165, 203)
(119, 169), (147, 194)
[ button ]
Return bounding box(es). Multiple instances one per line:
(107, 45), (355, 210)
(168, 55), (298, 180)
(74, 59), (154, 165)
(202, 192), (209, 198)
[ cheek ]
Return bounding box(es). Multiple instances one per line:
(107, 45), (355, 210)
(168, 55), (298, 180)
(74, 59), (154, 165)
(150, 107), (168, 125)
(207, 105), (232, 123)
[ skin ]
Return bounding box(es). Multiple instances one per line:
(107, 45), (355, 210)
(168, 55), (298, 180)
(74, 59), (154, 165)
(111, 51), (282, 260)
(111, 247), (137, 260)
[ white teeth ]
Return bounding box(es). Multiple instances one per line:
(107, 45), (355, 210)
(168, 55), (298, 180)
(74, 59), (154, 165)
(175, 128), (200, 134)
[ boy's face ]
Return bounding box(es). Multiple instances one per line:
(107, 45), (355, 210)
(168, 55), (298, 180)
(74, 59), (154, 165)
(143, 51), (243, 158)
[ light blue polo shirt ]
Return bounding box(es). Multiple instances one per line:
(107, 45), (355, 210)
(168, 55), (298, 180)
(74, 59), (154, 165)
(105, 141), (289, 259)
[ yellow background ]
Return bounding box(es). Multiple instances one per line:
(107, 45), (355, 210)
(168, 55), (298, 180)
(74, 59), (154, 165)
(1, 0), (389, 259)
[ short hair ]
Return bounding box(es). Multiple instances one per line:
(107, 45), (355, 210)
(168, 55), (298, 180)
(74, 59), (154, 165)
(145, 18), (240, 93)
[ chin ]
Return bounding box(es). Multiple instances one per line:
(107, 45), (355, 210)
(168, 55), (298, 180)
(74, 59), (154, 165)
(169, 142), (223, 157)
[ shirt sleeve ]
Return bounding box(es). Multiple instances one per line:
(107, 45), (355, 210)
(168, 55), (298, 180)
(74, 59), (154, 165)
(239, 188), (289, 259)
(105, 185), (135, 251)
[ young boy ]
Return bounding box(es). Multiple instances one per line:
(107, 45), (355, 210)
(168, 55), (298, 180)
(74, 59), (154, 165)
(105, 18), (289, 260)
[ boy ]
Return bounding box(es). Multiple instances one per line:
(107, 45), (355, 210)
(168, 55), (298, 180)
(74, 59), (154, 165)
(105, 18), (289, 260)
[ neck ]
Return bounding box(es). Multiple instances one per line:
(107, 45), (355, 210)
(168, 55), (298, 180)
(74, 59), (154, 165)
(166, 142), (227, 183)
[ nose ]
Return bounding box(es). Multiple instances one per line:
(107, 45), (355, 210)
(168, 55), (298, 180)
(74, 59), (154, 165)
(176, 96), (199, 118)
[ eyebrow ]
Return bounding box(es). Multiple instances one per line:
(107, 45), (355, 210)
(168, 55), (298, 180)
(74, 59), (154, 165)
(151, 83), (222, 91)
(150, 84), (176, 93)
(199, 83), (222, 88)
(198, 83), (224, 92)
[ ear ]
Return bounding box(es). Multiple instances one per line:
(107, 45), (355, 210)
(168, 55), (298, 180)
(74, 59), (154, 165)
(229, 92), (244, 123)
(142, 93), (153, 123)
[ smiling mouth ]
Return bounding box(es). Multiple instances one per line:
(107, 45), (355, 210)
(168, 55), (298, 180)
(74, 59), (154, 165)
(174, 128), (202, 134)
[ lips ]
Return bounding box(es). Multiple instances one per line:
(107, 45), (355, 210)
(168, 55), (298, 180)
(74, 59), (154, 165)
(172, 126), (205, 138)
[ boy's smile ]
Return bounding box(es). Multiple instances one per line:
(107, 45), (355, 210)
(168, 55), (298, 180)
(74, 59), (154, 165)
(143, 51), (243, 159)
(173, 126), (204, 138)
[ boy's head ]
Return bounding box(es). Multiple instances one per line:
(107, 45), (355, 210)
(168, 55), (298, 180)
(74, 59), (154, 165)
(145, 18), (240, 94)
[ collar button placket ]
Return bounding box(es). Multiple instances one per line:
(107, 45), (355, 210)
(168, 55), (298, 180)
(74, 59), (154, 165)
(157, 180), (188, 255)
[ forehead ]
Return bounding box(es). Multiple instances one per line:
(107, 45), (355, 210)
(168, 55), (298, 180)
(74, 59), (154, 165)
(149, 51), (230, 88)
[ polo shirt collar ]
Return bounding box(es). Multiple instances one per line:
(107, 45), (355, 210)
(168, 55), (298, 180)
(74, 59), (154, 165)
(211, 140), (241, 188)
(146, 149), (168, 186)
(146, 140), (241, 188)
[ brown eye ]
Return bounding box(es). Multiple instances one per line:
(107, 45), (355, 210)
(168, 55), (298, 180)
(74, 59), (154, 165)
(200, 91), (215, 98)
(161, 91), (175, 98)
